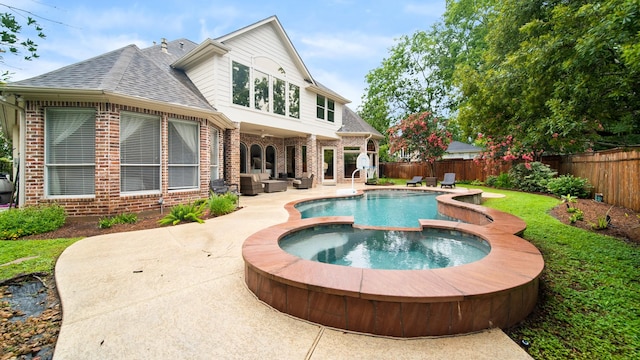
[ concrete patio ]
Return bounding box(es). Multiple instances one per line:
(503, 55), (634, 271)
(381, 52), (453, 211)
(53, 183), (532, 359)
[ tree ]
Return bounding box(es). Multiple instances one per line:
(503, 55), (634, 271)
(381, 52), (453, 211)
(359, 26), (454, 135)
(457, 0), (640, 158)
(388, 111), (452, 176)
(1, 10), (46, 81)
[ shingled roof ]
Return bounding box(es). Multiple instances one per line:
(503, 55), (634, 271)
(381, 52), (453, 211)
(8, 39), (215, 112)
(338, 106), (384, 138)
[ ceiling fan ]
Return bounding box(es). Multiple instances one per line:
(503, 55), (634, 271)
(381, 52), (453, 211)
(260, 130), (274, 138)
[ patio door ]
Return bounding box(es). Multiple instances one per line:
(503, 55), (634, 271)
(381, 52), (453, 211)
(322, 147), (336, 185)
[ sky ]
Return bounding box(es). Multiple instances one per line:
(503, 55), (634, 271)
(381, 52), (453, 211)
(1, 0), (446, 110)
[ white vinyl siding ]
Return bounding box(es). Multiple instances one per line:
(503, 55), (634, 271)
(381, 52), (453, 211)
(210, 127), (219, 180)
(45, 108), (96, 197)
(168, 119), (199, 190)
(120, 112), (161, 193)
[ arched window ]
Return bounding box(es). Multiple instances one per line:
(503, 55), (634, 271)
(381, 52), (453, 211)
(240, 143), (248, 173)
(250, 144), (263, 173)
(266, 145), (276, 178)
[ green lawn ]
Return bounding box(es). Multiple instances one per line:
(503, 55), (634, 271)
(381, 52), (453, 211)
(0, 238), (81, 280)
(466, 185), (640, 359)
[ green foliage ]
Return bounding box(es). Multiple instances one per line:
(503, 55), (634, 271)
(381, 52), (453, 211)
(98, 213), (138, 229)
(0, 238), (81, 280)
(208, 193), (237, 216)
(486, 172), (512, 189)
(158, 202), (206, 226)
(561, 193), (578, 206)
(590, 216), (609, 230)
(0, 205), (66, 240)
(1, 12), (47, 81)
(568, 209), (584, 223)
(476, 187), (640, 359)
(508, 162), (557, 193)
(548, 175), (592, 198)
(485, 175), (497, 187)
(387, 111), (452, 176)
(457, 0), (640, 153)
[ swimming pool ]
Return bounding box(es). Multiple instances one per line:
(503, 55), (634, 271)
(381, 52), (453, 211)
(243, 188), (544, 337)
(279, 225), (490, 270)
(295, 190), (445, 228)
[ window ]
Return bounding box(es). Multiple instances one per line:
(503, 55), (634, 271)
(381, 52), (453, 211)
(232, 61), (250, 107)
(168, 119), (199, 190)
(265, 145), (276, 178)
(327, 99), (335, 122)
(250, 144), (262, 173)
(210, 127), (219, 180)
(120, 112), (161, 193)
(45, 108), (96, 196)
(344, 146), (361, 178)
(316, 95), (326, 119)
(302, 145), (307, 172)
(240, 143), (248, 173)
(254, 70), (269, 112)
(273, 77), (286, 115)
(289, 84), (300, 119)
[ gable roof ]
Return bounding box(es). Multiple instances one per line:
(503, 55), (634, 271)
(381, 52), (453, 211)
(446, 141), (483, 153)
(339, 106), (384, 139)
(3, 39), (234, 129)
(216, 15), (313, 84)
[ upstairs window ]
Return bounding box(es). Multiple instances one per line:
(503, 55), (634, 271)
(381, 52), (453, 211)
(316, 95), (326, 119)
(120, 112), (161, 193)
(254, 70), (270, 112)
(316, 95), (335, 122)
(232, 61), (250, 107)
(45, 108), (96, 197)
(289, 84), (300, 119)
(273, 77), (286, 115)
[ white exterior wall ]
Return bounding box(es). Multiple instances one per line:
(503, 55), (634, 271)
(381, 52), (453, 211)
(187, 21), (344, 139)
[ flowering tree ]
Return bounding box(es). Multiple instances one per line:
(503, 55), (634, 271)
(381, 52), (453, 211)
(473, 134), (535, 175)
(388, 111), (452, 177)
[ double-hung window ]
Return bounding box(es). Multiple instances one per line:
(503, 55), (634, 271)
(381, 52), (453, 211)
(210, 127), (219, 180)
(316, 95), (335, 122)
(45, 108), (96, 197)
(120, 112), (161, 193)
(168, 119), (199, 190)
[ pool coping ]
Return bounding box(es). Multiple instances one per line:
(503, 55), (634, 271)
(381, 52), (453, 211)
(242, 188), (544, 336)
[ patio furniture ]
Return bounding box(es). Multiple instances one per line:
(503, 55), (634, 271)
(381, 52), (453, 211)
(441, 173), (456, 188)
(262, 179), (288, 193)
(293, 173), (314, 189)
(424, 177), (437, 187)
(406, 176), (423, 187)
(239, 174), (264, 195)
(209, 178), (239, 196)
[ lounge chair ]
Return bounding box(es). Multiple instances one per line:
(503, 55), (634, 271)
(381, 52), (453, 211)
(293, 173), (314, 189)
(440, 173), (456, 188)
(406, 176), (423, 187)
(209, 178), (239, 196)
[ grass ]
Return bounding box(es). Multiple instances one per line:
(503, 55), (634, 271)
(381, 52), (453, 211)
(0, 238), (82, 281)
(465, 185), (640, 359)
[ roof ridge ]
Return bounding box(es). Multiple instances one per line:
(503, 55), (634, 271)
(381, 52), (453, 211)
(100, 45), (138, 91)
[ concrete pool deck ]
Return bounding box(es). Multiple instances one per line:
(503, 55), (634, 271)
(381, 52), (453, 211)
(54, 184), (533, 359)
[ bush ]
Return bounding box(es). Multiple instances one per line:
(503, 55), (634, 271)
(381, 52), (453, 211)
(547, 175), (592, 198)
(509, 162), (557, 193)
(495, 172), (513, 189)
(0, 204), (66, 240)
(158, 202), (206, 226)
(98, 213), (138, 229)
(208, 193), (237, 216)
(485, 175), (497, 187)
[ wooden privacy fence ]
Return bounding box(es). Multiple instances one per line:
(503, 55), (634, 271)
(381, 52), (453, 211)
(381, 147), (640, 212)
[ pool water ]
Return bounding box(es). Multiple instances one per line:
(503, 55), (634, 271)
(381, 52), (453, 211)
(279, 225), (490, 270)
(295, 190), (446, 228)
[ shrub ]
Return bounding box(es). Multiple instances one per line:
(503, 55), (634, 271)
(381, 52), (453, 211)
(158, 202), (206, 226)
(547, 175), (592, 198)
(569, 209), (584, 223)
(495, 172), (513, 189)
(98, 213), (138, 229)
(208, 193), (237, 216)
(509, 162), (557, 193)
(485, 175), (497, 187)
(0, 204), (66, 240)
